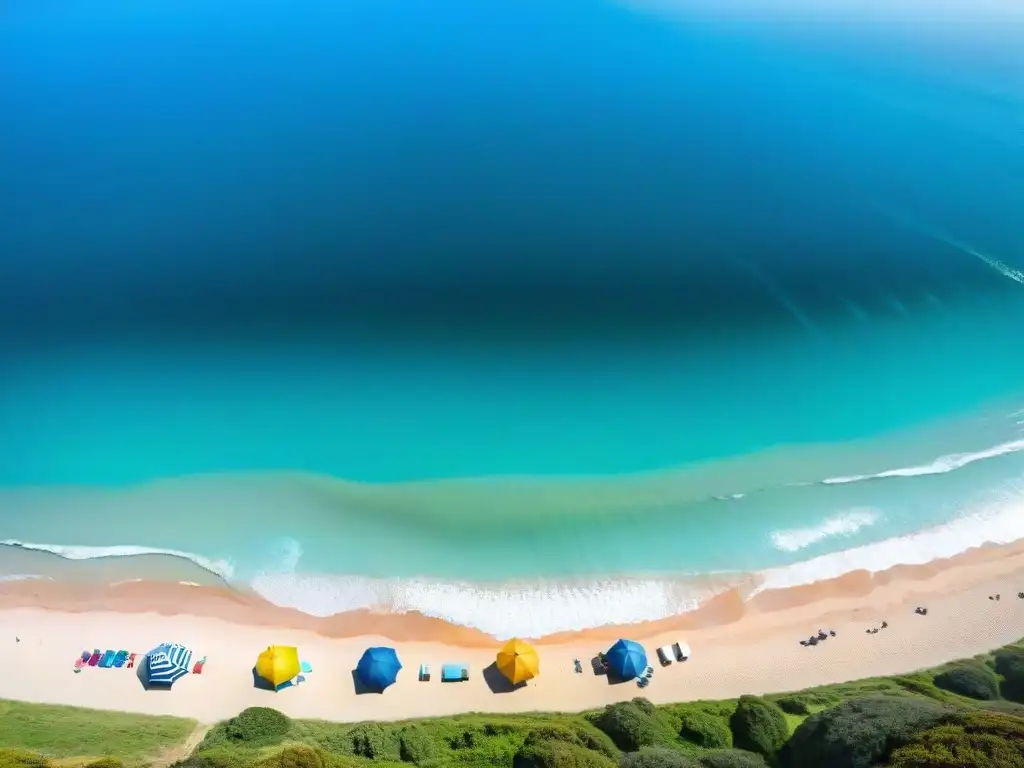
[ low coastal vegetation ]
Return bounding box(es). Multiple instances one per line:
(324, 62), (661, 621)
(6, 640), (1024, 768)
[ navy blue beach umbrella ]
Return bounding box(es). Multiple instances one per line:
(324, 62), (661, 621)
(356, 646), (402, 692)
(142, 642), (193, 688)
(606, 639), (647, 680)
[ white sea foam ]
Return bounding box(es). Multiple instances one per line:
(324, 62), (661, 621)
(770, 508), (881, 552)
(822, 438), (1024, 485)
(250, 571), (725, 639)
(756, 486), (1024, 593)
(0, 539), (235, 580)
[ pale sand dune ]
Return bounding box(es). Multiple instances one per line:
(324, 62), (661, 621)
(2, 542), (1024, 724)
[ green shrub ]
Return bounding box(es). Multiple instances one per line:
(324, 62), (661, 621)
(933, 664), (1000, 700)
(885, 711), (1024, 767)
(570, 725), (620, 760)
(631, 698), (657, 715)
(514, 739), (616, 768)
(778, 695), (953, 768)
(728, 696), (788, 762)
(0, 751), (51, 768)
(773, 697), (810, 716)
(699, 750), (769, 768)
(170, 749), (251, 768)
(618, 748), (699, 768)
(84, 761), (123, 768)
(525, 727), (586, 746)
(225, 707), (291, 745)
(256, 747), (325, 768)
(890, 677), (944, 700)
(398, 724), (437, 764)
(678, 711), (731, 749)
(995, 649), (1024, 703)
(981, 699), (1024, 715)
(348, 724), (401, 761)
(592, 702), (671, 752)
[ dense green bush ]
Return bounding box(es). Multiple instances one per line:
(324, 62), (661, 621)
(170, 749), (250, 768)
(778, 695), (952, 768)
(773, 697), (810, 716)
(83, 760), (123, 768)
(980, 699), (1024, 715)
(514, 738), (616, 768)
(591, 701), (671, 752)
(348, 724), (401, 761)
(618, 748), (699, 768)
(570, 725), (620, 760)
(256, 746), (325, 768)
(398, 724), (437, 764)
(698, 750), (768, 768)
(890, 677), (944, 700)
(0, 750), (51, 768)
(728, 696), (788, 762)
(932, 664), (1000, 700)
(884, 711), (1024, 767)
(677, 711), (731, 749)
(631, 698), (657, 715)
(225, 707), (291, 745)
(994, 649), (1024, 703)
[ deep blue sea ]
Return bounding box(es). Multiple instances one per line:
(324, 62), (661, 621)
(1, 0), (1023, 636)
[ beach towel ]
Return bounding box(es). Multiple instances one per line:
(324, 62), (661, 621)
(301, 661), (312, 673)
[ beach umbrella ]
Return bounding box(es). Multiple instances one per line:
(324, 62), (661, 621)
(143, 642), (193, 687)
(256, 645), (301, 690)
(606, 639), (647, 680)
(356, 646), (402, 692)
(496, 638), (539, 685)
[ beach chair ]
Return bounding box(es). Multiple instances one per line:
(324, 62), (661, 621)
(419, 664), (431, 682)
(672, 642), (690, 662)
(656, 646), (672, 666)
(441, 663), (468, 682)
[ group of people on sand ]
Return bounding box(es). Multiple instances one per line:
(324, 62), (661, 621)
(798, 603), (939, 646)
(799, 628), (836, 647)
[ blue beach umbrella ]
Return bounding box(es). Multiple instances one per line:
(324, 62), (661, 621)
(606, 639), (647, 680)
(356, 646), (402, 692)
(142, 642), (193, 688)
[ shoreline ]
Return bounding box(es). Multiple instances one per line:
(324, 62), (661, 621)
(2, 540), (1024, 723)
(3, 538), (1024, 645)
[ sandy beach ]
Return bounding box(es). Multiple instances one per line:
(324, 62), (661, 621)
(2, 541), (1024, 724)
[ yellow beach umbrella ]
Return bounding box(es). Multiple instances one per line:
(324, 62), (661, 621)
(256, 645), (300, 689)
(496, 638), (539, 685)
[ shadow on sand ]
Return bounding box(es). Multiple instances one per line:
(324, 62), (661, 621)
(351, 669), (382, 695)
(482, 662), (525, 694)
(135, 662), (171, 692)
(252, 667), (279, 692)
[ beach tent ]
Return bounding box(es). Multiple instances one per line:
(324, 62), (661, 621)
(256, 645), (301, 690)
(141, 642), (193, 688)
(356, 646), (402, 692)
(496, 638), (539, 685)
(606, 639), (647, 680)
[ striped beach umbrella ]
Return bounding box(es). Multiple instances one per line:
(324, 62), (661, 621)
(143, 642), (193, 687)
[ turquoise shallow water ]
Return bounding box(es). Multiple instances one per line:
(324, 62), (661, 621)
(1, 0), (1023, 636)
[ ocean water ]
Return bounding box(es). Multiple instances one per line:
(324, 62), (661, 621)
(1, 0), (1023, 637)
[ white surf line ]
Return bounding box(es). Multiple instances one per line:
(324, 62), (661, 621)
(877, 204), (1024, 287)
